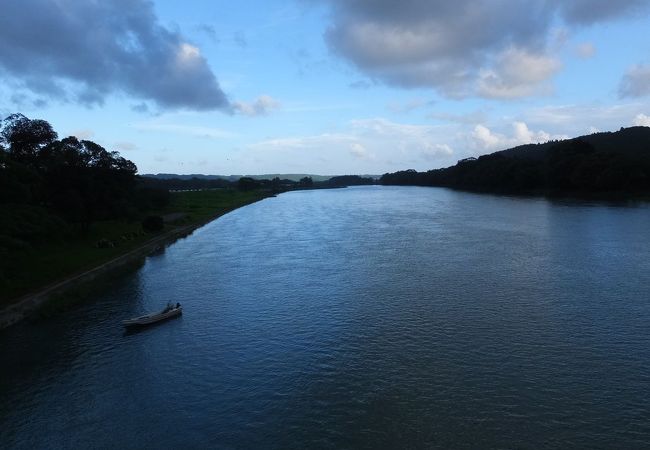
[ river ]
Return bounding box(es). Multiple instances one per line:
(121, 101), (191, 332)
(2, 186), (650, 448)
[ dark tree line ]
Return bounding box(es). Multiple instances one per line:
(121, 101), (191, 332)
(381, 128), (650, 196)
(0, 114), (166, 250)
(325, 175), (375, 187)
(140, 174), (375, 193)
(140, 176), (233, 191)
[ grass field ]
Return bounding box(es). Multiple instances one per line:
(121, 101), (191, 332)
(1, 189), (269, 305)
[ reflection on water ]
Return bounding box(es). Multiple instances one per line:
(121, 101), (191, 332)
(2, 186), (650, 449)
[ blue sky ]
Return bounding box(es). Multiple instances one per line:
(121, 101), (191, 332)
(1, 0), (650, 175)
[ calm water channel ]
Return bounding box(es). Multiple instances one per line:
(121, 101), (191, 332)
(2, 186), (650, 449)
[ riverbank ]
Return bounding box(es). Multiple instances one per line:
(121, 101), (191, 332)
(0, 189), (271, 329)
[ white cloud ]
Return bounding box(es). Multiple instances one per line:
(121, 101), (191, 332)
(429, 109), (489, 125)
(472, 125), (502, 149)
(0, 0), (230, 110)
(524, 103), (650, 134)
(421, 143), (453, 160)
(132, 122), (236, 139)
(233, 95), (280, 116)
(70, 129), (95, 140)
(177, 43), (201, 62)
(471, 122), (567, 151)
(633, 113), (650, 126)
(349, 142), (372, 159)
(349, 118), (454, 159)
(387, 98), (435, 113)
(242, 118), (456, 173)
(320, 0), (649, 99)
(575, 42), (596, 59)
(620, 64), (650, 98)
(240, 112), (629, 173)
(477, 48), (561, 99)
(250, 133), (352, 150)
(114, 141), (137, 151)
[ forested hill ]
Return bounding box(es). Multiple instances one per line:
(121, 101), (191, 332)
(380, 126), (650, 195)
(496, 126), (650, 161)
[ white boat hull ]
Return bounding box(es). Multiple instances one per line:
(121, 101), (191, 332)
(122, 306), (182, 327)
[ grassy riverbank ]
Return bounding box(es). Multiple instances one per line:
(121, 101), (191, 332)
(1, 189), (269, 306)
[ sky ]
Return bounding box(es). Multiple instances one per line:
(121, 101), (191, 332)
(1, 0), (650, 176)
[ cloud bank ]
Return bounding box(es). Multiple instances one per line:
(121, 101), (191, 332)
(233, 95), (281, 116)
(0, 0), (230, 110)
(320, 0), (649, 98)
(471, 122), (567, 151)
(243, 118), (456, 173)
(634, 113), (650, 126)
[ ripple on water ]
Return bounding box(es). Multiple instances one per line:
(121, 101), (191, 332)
(2, 186), (650, 449)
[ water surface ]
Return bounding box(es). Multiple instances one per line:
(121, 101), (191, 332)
(2, 186), (650, 448)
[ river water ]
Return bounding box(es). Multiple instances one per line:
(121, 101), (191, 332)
(2, 186), (650, 449)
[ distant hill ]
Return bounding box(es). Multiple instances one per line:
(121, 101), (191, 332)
(139, 173), (379, 192)
(381, 126), (650, 196)
(143, 173), (238, 181)
(143, 173), (336, 182)
(249, 174), (334, 182)
(496, 126), (650, 161)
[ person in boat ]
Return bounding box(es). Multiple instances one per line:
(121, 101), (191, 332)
(176, 302), (180, 308)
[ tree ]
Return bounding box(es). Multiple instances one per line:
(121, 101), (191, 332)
(0, 152), (39, 204)
(1, 113), (57, 164)
(238, 177), (260, 190)
(0, 114), (140, 227)
(36, 136), (138, 225)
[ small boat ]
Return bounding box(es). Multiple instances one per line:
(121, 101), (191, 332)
(122, 303), (182, 328)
